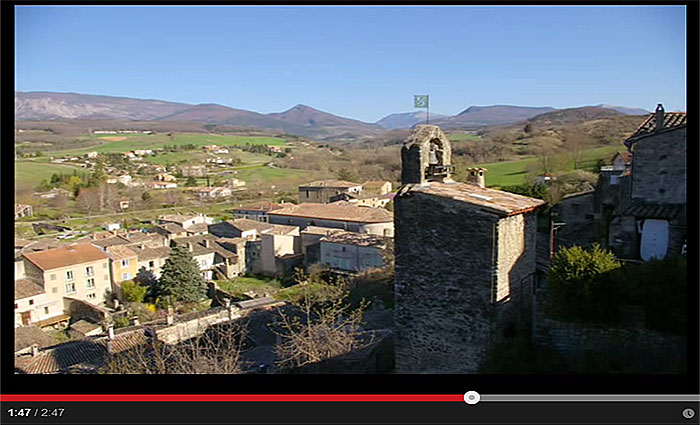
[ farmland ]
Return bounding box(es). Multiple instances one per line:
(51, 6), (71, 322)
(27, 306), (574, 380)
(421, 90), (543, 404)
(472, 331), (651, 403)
(15, 160), (88, 192)
(447, 132), (481, 141)
(475, 145), (621, 187)
(44, 133), (286, 157)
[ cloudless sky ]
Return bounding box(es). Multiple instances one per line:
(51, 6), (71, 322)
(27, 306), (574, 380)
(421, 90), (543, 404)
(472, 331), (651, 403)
(15, 5), (686, 122)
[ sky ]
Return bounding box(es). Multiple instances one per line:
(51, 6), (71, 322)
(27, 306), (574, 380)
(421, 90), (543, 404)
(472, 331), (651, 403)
(15, 5), (686, 122)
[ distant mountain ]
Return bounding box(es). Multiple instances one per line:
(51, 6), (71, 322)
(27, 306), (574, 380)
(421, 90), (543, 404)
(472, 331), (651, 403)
(375, 111), (449, 130)
(525, 106), (623, 127)
(15, 91), (191, 121)
(433, 105), (557, 128)
(596, 104), (650, 116)
(158, 103), (304, 133)
(266, 104), (385, 139)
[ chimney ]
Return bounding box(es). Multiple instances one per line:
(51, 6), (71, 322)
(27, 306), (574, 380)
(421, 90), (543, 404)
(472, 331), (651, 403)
(467, 167), (487, 188)
(106, 341), (114, 354)
(186, 242), (193, 252)
(31, 345), (39, 357)
(203, 239), (210, 248)
(655, 104), (665, 132)
(140, 243), (146, 250)
(132, 316), (140, 326)
(108, 325), (115, 340)
(166, 306), (174, 325)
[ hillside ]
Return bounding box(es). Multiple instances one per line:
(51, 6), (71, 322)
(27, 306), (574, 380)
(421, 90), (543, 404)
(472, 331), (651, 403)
(158, 103), (305, 133)
(433, 105), (557, 128)
(523, 106), (624, 128)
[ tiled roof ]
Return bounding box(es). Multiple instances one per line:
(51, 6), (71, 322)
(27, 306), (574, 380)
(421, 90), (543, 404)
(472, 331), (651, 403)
(404, 181), (546, 216)
(320, 231), (388, 248)
(159, 214), (196, 224)
(15, 238), (34, 249)
(299, 180), (362, 188)
(266, 224), (299, 236)
(70, 320), (102, 335)
(131, 245), (172, 262)
(15, 278), (45, 300)
(620, 203), (684, 220)
(626, 111), (686, 142)
(362, 180), (391, 189)
(227, 218), (275, 233)
(234, 201), (283, 212)
(105, 245), (138, 260)
(269, 203), (393, 223)
(156, 223), (187, 234)
(14, 326), (56, 352)
(15, 204), (32, 215)
(91, 236), (130, 248)
(300, 226), (345, 236)
(23, 244), (109, 271)
(615, 151), (632, 164)
(187, 223), (209, 234)
(14, 329), (148, 374)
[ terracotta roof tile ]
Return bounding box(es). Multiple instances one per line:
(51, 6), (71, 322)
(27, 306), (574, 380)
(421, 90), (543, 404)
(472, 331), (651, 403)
(227, 218), (275, 233)
(234, 201), (283, 212)
(14, 326), (56, 352)
(105, 245), (138, 260)
(15, 278), (45, 300)
(23, 244), (109, 271)
(320, 231), (388, 248)
(269, 203), (393, 223)
(404, 181), (546, 216)
(299, 180), (362, 188)
(627, 111), (686, 141)
(131, 245), (171, 262)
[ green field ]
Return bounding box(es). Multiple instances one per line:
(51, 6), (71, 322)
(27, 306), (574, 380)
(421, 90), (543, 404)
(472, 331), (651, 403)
(475, 145), (622, 187)
(234, 165), (310, 184)
(216, 276), (282, 298)
(447, 132), (481, 141)
(47, 133), (286, 157)
(15, 160), (88, 191)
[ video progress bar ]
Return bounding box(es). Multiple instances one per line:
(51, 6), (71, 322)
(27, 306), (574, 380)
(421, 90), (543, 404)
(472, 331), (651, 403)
(480, 394), (700, 402)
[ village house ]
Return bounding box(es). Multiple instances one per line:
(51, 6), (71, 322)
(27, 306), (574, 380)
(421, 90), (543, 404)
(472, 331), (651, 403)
(268, 203), (394, 237)
(233, 201), (284, 222)
(194, 186), (232, 200)
(33, 188), (71, 200)
(90, 230), (169, 251)
(85, 151), (98, 158)
(158, 213), (214, 230)
(208, 218), (275, 240)
(170, 235), (240, 280)
(259, 225), (302, 277)
(105, 245), (139, 300)
(298, 180), (363, 204)
(130, 245), (172, 280)
(155, 173), (177, 182)
(607, 104), (686, 260)
(15, 204), (33, 219)
(331, 193), (392, 209)
(300, 226), (344, 265)
(226, 178), (246, 189)
(362, 180), (393, 196)
(180, 165), (207, 177)
(319, 231), (388, 273)
(17, 244), (113, 328)
(147, 181), (178, 190)
(151, 222), (188, 240)
(394, 125), (545, 373)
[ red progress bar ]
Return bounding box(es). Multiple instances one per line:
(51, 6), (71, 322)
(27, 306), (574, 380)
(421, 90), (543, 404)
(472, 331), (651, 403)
(1, 394), (463, 402)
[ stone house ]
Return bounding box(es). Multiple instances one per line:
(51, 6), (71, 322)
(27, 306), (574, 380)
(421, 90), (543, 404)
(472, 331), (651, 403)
(319, 231), (388, 273)
(233, 201), (284, 222)
(300, 226), (344, 265)
(158, 214), (214, 230)
(362, 180), (393, 196)
(130, 245), (172, 280)
(298, 180), (363, 204)
(180, 165), (207, 177)
(194, 186), (232, 200)
(15, 204), (33, 219)
(208, 218), (275, 240)
(552, 190), (598, 250)
(607, 105), (686, 260)
(18, 244), (112, 328)
(268, 203), (394, 237)
(259, 225), (302, 277)
(394, 125), (545, 373)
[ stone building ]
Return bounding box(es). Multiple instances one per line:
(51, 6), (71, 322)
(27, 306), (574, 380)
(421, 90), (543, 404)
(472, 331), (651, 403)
(607, 105), (686, 260)
(394, 125), (545, 373)
(298, 180), (363, 204)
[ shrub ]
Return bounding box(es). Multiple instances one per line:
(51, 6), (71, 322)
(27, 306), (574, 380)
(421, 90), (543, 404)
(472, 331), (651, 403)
(547, 244), (622, 323)
(121, 280), (147, 303)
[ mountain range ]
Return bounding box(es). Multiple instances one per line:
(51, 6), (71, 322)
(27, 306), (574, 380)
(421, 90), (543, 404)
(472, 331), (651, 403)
(15, 91), (651, 140)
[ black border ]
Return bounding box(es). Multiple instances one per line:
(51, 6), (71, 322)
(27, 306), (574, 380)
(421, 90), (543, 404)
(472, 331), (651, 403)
(3, 0), (698, 397)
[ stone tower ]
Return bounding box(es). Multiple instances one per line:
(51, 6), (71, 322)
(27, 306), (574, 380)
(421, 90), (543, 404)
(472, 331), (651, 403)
(401, 125), (454, 185)
(394, 125), (546, 373)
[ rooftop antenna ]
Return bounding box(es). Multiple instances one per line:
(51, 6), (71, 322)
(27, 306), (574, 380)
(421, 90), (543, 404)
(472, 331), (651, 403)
(414, 94), (429, 125)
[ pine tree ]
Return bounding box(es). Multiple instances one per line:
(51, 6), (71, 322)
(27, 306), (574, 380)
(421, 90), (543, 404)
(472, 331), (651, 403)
(158, 246), (208, 303)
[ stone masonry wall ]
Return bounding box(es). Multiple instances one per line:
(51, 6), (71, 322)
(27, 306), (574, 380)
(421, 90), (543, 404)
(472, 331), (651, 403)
(395, 190), (499, 373)
(631, 127), (686, 205)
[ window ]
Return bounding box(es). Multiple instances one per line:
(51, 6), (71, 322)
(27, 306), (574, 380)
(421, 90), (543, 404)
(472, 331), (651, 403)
(121, 259), (130, 267)
(103, 263), (108, 269)
(44, 306), (50, 315)
(383, 229), (391, 236)
(121, 272), (131, 280)
(50, 274), (56, 281)
(15, 303), (18, 309)
(201, 259), (208, 267)
(29, 299), (34, 305)
(85, 266), (94, 277)
(87, 293), (96, 299)
(148, 260), (155, 269)
(65, 282), (76, 294)
(65, 270), (74, 281)
(86, 278), (96, 289)
(52, 287), (58, 294)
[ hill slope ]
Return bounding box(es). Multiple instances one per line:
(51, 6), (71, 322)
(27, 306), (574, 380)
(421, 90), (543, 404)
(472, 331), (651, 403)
(433, 105), (557, 128)
(375, 111), (449, 129)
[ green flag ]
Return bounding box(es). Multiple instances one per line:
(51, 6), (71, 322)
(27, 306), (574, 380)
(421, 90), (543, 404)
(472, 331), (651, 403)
(414, 95), (429, 108)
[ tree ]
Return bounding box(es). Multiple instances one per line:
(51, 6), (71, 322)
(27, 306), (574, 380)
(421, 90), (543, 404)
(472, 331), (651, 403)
(76, 186), (100, 216)
(271, 270), (371, 370)
(336, 168), (359, 183)
(158, 246), (208, 303)
(100, 321), (248, 374)
(121, 280), (147, 303)
(185, 176), (197, 187)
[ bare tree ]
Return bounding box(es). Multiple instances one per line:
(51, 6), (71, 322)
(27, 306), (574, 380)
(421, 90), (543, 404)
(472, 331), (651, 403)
(271, 273), (371, 370)
(100, 321), (249, 374)
(76, 187), (100, 216)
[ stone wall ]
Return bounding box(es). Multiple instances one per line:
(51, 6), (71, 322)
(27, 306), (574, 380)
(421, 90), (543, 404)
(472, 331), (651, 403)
(395, 191), (499, 373)
(631, 127), (686, 205)
(554, 192), (599, 249)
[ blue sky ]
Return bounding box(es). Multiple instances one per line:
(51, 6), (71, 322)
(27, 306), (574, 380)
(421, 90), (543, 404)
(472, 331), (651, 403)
(15, 5), (686, 122)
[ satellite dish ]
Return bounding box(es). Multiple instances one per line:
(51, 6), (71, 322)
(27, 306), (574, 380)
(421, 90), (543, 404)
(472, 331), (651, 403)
(640, 219), (669, 261)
